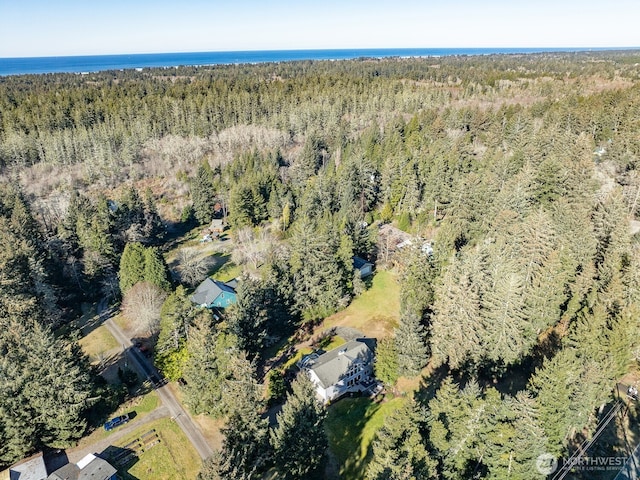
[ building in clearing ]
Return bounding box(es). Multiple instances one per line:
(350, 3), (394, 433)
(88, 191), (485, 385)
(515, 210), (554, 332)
(300, 339), (376, 403)
(190, 278), (237, 309)
(352, 256), (374, 278)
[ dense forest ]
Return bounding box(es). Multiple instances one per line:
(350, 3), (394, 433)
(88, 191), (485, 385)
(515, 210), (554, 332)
(2, 50), (640, 479)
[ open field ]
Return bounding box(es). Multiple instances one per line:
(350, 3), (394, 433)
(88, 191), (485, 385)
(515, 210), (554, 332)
(325, 396), (406, 480)
(79, 324), (120, 361)
(321, 270), (400, 339)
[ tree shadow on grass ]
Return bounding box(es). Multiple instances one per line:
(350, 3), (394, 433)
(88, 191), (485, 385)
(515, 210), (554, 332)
(325, 397), (384, 479)
(206, 252), (232, 277)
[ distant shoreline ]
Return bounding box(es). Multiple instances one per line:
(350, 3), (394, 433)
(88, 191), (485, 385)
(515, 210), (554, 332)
(1, 47), (636, 76)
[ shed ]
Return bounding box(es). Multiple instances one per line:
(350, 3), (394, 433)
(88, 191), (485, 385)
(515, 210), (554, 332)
(353, 256), (374, 278)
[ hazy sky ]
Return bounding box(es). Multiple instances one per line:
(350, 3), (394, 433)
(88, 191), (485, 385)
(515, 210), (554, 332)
(0, 0), (638, 57)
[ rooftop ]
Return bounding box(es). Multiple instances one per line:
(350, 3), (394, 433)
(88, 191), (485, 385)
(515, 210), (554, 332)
(306, 340), (373, 389)
(190, 278), (235, 306)
(47, 454), (116, 480)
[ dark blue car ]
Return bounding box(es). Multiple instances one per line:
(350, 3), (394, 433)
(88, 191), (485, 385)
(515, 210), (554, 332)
(103, 414), (129, 431)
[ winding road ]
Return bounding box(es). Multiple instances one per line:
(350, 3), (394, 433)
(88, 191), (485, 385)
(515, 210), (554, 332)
(98, 299), (213, 460)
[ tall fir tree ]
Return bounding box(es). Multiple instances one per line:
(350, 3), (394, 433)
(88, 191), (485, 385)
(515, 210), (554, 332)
(182, 316), (238, 417)
(395, 311), (429, 377)
(118, 242), (146, 295)
(270, 374), (327, 479)
(143, 246), (172, 291)
(225, 275), (268, 358)
(366, 398), (437, 480)
(192, 160), (216, 225)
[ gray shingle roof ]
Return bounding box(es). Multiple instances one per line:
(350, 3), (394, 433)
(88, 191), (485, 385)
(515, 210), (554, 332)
(307, 340), (373, 389)
(47, 455), (116, 480)
(190, 278), (234, 306)
(9, 453), (47, 480)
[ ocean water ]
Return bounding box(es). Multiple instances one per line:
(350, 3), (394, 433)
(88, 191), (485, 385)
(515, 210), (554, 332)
(0, 47), (613, 76)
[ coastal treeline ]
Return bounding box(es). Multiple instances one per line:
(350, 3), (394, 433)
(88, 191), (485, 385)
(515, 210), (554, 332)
(1, 51), (640, 478)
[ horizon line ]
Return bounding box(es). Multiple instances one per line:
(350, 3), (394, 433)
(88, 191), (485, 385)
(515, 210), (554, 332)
(2, 46), (639, 60)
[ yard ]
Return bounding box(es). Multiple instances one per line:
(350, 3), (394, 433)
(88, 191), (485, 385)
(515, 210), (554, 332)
(72, 391), (161, 448)
(321, 270), (400, 339)
(106, 417), (201, 480)
(325, 396), (406, 479)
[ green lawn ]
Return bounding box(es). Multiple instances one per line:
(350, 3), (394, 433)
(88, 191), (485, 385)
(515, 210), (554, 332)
(213, 254), (242, 281)
(77, 391), (161, 446)
(323, 270), (400, 339)
(325, 396), (406, 479)
(111, 417), (201, 480)
(79, 324), (119, 361)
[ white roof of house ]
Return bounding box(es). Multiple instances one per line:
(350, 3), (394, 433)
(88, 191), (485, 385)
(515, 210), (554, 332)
(76, 454), (96, 470)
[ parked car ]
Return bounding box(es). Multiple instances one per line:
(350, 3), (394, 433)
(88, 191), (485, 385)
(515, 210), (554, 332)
(134, 341), (152, 357)
(103, 414), (129, 431)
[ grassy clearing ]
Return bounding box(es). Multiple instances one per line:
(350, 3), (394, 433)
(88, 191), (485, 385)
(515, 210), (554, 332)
(79, 324), (119, 360)
(76, 391), (161, 447)
(114, 417), (201, 480)
(283, 346), (313, 369)
(322, 270), (400, 339)
(210, 253), (242, 281)
(167, 383), (225, 450)
(325, 396), (406, 480)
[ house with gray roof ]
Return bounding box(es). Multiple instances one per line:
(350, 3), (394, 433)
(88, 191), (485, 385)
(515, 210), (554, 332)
(190, 278), (237, 309)
(47, 454), (116, 480)
(300, 339), (375, 403)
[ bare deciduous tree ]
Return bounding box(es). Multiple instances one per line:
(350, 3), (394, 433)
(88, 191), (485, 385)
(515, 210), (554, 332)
(122, 281), (167, 335)
(177, 248), (212, 287)
(232, 226), (274, 269)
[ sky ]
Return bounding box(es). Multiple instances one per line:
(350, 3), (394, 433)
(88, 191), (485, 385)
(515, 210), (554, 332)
(0, 0), (638, 57)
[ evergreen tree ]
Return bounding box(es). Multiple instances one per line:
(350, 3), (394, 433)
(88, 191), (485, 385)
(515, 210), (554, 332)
(118, 242), (146, 295)
(430, 249), (485, 370)
(198, 354), (270, 479)
(229, 184), (257, 228)
(182, 316), (238, 417)
(395, 311), (429, 377)
(0, 316), (92, 464)
(143, 246), (172, 291)
(374, 337), (399, 387)
(192, 160), (216, 225)
(270, 374), (327, 479)
(226, 275), (268, 358)
(117, 186), (146, 243)
(289, 216), (348, 320)
(428, 378), (489, 479)
(142, 187), (166, 243)
(366, 399), (437, 480)
(221, 354), (270, 478)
